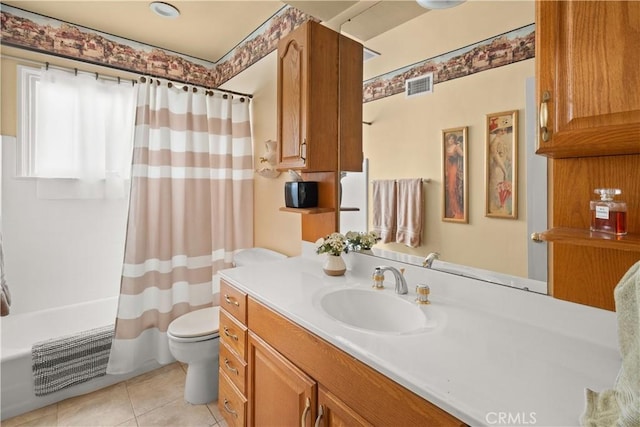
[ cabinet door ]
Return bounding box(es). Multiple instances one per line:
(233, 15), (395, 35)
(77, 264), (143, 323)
(316, 386), (372, 427)
(277, 23), (307, 170)
(277, 21), (340, 173)
(536, 0), (640, 158)
(247, 332), (317, 427)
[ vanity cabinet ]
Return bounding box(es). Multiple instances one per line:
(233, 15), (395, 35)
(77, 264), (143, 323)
(276, 20), (363, 173)
(247, 332), (316, 426)
(535, 0), (640, 311)
(218, 279), (466, 427)
(218, 281), (249, 426)
(317, 386), (373, 427)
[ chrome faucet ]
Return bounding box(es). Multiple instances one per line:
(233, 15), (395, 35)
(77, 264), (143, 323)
(422, 252), (440, 268)
(374, 266), (408, 295)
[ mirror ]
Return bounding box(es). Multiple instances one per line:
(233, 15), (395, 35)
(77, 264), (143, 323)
(339, 1), (546, 293)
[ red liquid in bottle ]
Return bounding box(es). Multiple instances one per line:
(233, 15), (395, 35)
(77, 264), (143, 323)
(590, 210), (627, 235)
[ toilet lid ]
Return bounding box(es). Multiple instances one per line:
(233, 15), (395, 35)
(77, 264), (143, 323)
(168, 307), (220, 339)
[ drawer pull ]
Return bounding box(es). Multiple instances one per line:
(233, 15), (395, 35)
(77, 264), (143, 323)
(224, 294), (240, 307)
(301, 397), (311, 427)
(223, 357), (238, 375)
(223, 398), (238, 418)
(223, 326), (238, 341)
(314, 405), (324, 427)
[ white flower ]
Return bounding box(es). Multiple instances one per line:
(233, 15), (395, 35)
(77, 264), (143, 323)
(316, 232), (347, 256)
(345, 230), (381, 251)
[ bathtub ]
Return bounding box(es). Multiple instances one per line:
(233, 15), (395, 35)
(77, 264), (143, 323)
(1, 296), (159, 420)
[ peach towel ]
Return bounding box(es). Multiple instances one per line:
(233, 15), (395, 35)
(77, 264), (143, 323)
(395, 179), (423, 248)
(372, 180), (397, 244)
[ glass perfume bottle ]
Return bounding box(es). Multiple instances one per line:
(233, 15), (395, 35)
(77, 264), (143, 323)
(590, 188), (627, 235)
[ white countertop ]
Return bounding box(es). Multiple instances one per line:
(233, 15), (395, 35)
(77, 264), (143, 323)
(219, 252), (620, 427)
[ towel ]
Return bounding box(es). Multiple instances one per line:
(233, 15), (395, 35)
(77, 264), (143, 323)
(372, 180), (397, 244)
(0, 233), (10, 317)
(581, 260), (640, 427)
(395, 179), (423, 248)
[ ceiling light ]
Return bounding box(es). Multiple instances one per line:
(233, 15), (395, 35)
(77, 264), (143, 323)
(416, 0), (466, 10)
(149, 2), (180, 19)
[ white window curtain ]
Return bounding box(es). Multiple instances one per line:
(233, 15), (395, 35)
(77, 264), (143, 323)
(34, 67), (137, 199)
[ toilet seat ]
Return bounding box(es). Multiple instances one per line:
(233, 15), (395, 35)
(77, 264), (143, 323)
(167, 306), (220, 342)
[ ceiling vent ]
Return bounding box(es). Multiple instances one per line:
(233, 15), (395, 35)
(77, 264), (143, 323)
(405, 73), (434, 98)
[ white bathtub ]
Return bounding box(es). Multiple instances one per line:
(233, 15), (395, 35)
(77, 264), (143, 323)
(1, 297), (159, 420)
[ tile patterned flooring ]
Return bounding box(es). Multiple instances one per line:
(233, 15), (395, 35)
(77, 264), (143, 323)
(3, 363), (228, 427)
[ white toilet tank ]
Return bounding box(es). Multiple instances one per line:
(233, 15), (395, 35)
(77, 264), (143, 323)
(233, 247), (286, 267)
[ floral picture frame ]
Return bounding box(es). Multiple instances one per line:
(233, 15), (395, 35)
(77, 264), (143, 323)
(485, 110), (518, 219)
(442, 126), (468, 223)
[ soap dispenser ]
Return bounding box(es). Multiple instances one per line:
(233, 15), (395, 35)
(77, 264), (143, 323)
(590, 188), (627, 235)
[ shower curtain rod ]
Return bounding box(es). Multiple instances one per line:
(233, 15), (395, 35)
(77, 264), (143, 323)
(1, 52), (253, 99)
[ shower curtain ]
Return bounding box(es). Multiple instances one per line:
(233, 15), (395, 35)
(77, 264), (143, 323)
(107, 77), (254, 374)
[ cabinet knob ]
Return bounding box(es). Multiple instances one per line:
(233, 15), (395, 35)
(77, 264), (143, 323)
(539, 91), (551, 142)
(531, 232), (544, 242)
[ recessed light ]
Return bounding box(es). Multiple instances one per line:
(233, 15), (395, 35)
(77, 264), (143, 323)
(149, 2), (180, 19)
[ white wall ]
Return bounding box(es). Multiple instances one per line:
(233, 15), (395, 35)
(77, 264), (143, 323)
(1, 136), (128, 315)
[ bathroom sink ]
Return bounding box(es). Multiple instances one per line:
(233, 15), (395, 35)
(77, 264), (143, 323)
(319, 288), (436, 334)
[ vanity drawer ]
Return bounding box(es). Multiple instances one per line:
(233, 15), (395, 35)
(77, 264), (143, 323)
(220, 341), (247, 394)
(220, 280), (247, 324)
(220, 309), (247, 359)
(219, 369), (247, 427)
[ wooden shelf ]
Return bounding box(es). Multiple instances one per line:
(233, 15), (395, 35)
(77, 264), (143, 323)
(279, 207), (335, 214)
(540, 227), (640, 252)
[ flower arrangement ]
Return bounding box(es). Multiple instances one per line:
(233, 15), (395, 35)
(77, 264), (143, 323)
(316, 232), (348, 256)
(345, 231), (381, 252)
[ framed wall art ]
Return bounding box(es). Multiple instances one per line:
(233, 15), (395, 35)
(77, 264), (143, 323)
(442, 126), (468, 223)
(485, 110), (518, 219)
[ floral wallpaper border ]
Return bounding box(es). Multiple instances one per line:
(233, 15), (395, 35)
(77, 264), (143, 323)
(0, 4), (311, 89)
(364, 23), (535, 103)
(1, 3), (534, 101)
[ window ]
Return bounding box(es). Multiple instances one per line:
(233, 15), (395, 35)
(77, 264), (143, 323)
(17, 65), (137, 182)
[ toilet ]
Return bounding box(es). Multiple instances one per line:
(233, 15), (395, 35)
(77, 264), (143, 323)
(167, 248), (286, 404)
(167, 306), (220, 404)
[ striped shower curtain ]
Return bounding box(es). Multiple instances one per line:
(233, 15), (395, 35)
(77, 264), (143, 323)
(107, 77), (253, 374)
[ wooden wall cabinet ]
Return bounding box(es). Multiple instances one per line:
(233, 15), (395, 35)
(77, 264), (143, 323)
(277, 20), (364, 242)
(276, 20), (363, 173)
(535, 0), (640, 311)
(219, 280), (466, 426)
(535, 0), (640, 158)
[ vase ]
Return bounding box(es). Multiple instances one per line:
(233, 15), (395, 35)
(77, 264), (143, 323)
(323, 254), (346, 276)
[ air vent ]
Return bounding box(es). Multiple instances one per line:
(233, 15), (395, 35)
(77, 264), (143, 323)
(405, 73), (434, 98)
(363, 47), (381, 62)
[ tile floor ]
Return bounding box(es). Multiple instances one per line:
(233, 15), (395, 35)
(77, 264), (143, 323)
(2, 363), (228, 427)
